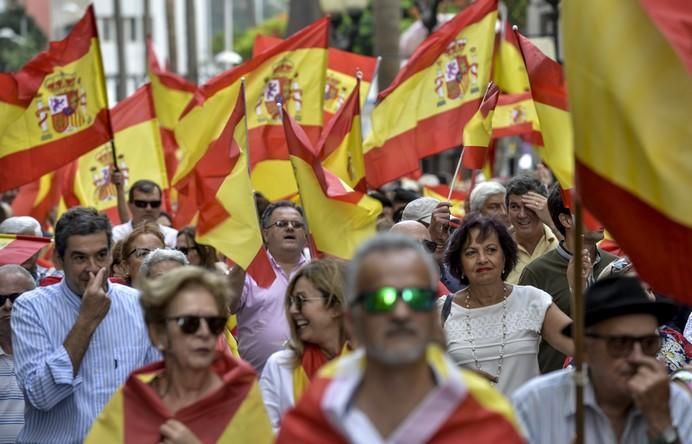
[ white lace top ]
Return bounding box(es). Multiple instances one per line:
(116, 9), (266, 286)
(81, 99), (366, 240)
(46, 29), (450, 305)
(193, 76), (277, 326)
(438, 285), (553, 396)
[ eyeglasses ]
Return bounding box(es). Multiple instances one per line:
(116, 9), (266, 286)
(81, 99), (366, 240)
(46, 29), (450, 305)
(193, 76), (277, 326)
(353, 287), (436, 313)
(420, 239), (437, 254)
(132, 200), (162, 209)
(0, 292), (22, 306)
(266, 220), (305, 230)
(166, 315), (228, 336)
(126, 248), (153, 259)
(176, 246), (195, 256)
(586, 332), (661, 358)
(288, 294), (325, 311)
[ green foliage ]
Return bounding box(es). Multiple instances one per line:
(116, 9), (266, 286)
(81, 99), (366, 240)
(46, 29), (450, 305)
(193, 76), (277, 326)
(212, 13), (287, 62)
(0, 7), (47, 71)
(505, 0), (529, 30)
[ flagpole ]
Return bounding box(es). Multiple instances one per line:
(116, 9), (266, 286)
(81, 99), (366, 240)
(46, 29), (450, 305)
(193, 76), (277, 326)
(447, 147), (465, 201)
(572, 194), (586, 444)
(361, 56), (382, 113)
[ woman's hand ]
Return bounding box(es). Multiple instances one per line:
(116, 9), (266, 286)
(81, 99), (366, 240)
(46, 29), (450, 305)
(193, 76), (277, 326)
(160, 419), (202, 444)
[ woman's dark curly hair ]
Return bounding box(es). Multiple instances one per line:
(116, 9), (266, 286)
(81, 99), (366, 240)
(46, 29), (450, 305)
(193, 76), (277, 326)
(444, 213), (518, 285)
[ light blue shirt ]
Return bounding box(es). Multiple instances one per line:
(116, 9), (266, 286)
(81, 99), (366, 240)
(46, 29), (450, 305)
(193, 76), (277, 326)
(11, 279), (160, 443)
(511, 368), (692, 444)
(0, 345), (23, 444)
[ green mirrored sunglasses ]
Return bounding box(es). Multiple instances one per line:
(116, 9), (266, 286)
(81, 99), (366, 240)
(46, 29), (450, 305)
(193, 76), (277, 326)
(354, 287), (436, 313)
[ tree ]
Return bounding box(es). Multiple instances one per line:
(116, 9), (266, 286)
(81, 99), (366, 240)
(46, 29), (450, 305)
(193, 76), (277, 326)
(285, 0), (321, 37)
(0, 7), (47, 72)
(373, 0), (400, 91)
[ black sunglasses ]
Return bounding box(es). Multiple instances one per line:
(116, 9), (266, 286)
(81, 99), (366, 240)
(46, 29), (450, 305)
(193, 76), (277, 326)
(166, 315), (227, 336)
(132, 199), (162, 209)
(176, 246), (196, 256)
(0, 292), (22, 306)
(586, 332), (661, 358)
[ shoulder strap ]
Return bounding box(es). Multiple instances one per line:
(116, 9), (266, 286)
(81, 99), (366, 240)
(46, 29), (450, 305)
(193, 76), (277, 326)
(441, 294), (453, 327)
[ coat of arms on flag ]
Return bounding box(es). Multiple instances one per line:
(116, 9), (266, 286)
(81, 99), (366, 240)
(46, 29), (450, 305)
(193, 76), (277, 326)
(255, 57), (303, 122)
(434, 39), (481, 106)
(36, 72), (91, 140)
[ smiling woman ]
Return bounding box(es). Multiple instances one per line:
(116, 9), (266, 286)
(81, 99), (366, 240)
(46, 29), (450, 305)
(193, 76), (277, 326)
(121, 223), (165, 288)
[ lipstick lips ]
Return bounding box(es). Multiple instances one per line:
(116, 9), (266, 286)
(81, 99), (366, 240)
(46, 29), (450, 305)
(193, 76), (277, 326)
(476, 267), (492, 273)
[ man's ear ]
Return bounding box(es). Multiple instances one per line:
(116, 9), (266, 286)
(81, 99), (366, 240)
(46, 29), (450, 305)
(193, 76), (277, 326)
(558, 213), (572, 232)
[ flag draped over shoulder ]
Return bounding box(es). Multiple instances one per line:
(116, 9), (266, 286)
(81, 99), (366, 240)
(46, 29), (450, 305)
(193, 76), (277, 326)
(563, 0), (692, 303)
(177, 19), (329, 203)
(62, 85), (168, 222)
(10, 169), (66, 227)
(282, 107), (380, 260)
(0, 5), (111, 192)
(363, 0), (497, 188)
(462, 82), (499, 169)
(0, 234), (51, 266)
(514, 30), (573, 191)
(253, 34), (377, 125)
(173, 82), (275, 287)
(85, 353), (273, 444)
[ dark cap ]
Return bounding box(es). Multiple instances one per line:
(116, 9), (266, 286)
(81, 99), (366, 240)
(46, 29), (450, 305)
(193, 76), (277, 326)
(562, 276), (677, 336)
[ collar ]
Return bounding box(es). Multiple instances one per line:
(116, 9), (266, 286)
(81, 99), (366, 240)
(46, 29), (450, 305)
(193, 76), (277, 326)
(60, 276), (113, 306)
(564, 368), (642, 420)
(556, 241), (603, 267)
(266, 249), (308, 276)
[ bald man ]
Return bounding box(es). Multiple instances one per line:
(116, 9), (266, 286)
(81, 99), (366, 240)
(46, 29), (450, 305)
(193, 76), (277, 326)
(0, 265), (35, 442)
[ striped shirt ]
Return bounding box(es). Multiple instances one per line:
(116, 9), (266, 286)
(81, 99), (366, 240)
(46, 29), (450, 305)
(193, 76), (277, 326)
(10, 279), (160, 443)
(0, 346), (23, 444)
(511, 368), (692, 444)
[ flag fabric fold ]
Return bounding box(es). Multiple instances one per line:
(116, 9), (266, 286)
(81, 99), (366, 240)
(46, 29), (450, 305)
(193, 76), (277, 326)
(282, 106), (381, 260)
(10, 169), (66, 228)
(492, 19), (530, 94)
(462, 82), (499, 169)
(563, 0), (692, 303)
(0, 5), (111, 192)
(362, 0), (498, 187)
(0, 234), (51, 266)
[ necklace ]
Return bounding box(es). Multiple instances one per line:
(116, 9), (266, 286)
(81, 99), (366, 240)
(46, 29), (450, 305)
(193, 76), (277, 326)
(463, 285), (509, 383)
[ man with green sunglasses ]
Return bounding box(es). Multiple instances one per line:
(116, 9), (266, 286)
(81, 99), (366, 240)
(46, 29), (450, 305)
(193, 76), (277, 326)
(278, 234), (523, 443)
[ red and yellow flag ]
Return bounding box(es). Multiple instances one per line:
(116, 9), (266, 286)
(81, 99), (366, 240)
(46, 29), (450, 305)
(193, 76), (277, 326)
(85, 353), (273, 444)
(363, 0), (498, 188)
(0, 234), (51, 266)
(490, 92), (542, 144)
(0, 5), (111, 192)
(253, 34), (377, 125)
(462, 82), (499, 169)
(492, 19), (530, 94)
(318, 78), (365, 192)
(173, 82), (275, 287)
(10, 168), (66, 228)
(422, 184), (467, 219)
(176, 19), (329, 203)
(282, 106), (380, 260)
(61, 85), (168, 223)
(564, 0), (692, 303)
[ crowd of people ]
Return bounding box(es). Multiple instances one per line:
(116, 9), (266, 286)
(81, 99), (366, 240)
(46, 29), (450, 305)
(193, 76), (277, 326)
(1, 169), (692, 444)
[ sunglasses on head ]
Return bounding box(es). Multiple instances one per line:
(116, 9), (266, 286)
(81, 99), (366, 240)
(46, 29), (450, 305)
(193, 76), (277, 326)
(586, 332), (661, 358)
(267, 220), (305, 230)
(353, 287), (436, 313)
(0, 292), (22, 306)
(166, 315), (228, 336)
(132, 199), (162, 209)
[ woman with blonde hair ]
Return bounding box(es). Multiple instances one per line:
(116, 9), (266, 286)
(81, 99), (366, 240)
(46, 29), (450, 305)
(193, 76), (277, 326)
(121, 222), (165, 287)
(87, 266), (272, 443)
(259, 258), (349, 432)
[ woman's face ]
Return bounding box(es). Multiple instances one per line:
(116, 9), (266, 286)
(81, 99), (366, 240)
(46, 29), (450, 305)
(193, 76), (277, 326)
(158, 286), (224, 371)
(288, 277), (341, 347)
(460, 228), (505, 286)
(125, 233), (164, 285)
(176, 235), (201, 266)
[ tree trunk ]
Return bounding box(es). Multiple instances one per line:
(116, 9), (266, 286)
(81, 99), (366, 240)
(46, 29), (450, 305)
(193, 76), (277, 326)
(143, 0), (151, 72)
(165, 0), (178, 73)
(185, 0), (199, 84)
(373, 0), (400, 91)
(285, 0), (322, 37)
(113, 0), (127, 100)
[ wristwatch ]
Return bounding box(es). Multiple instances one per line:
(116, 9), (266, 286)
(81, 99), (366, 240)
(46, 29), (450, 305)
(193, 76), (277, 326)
(650, 425), (678, 444)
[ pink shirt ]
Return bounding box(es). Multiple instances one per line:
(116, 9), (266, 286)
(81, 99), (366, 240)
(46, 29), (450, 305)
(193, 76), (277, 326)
(236, 251), (307, 372)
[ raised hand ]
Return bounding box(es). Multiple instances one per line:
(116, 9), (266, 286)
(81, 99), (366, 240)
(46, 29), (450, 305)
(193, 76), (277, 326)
(521, 191), (552, 226)
(78, 268), (111, 327)
(627, 354), (673, 437)
(160, 419), (202, 444)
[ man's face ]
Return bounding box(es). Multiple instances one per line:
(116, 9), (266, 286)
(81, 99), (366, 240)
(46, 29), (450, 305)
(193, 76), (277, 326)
(585, 314), (660, 402)
(480, 193), (509, 226)
(128, 189), (162, 226)
(262, 207), (307, 257)
(507, 193), (543, 241)
(349, 249), (436, 366)
(57, 232), (111, 296)
(0, 272), (35, 341)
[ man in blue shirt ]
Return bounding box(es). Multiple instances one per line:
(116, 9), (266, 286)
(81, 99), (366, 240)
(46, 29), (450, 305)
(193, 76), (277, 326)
(11, 207), (160, 443)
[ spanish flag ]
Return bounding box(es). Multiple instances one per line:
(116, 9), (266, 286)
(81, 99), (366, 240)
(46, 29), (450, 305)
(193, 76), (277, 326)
(174, 82), (275, 288)
(177, 18), (329, 203)
(318, 78), (365, 192)
(10, 168), (66, 228)
(85, 353), (273, 444)
(563, 1), (692, 303)
(363, 0), (497, 188)
(282, 106), (380, 260)
(462, 82), (499, 169)
(492, 19), (530, 94)
(422, 184), (467, 219)
(514, 30), (573, 191)
(0, 5), (111, 192)
(61, 84), (168, 223)
(278, 345), (524, 443)
(253, 34), (377, 125)
(491, 92), (542, 145)
(0, 234), (51, 266)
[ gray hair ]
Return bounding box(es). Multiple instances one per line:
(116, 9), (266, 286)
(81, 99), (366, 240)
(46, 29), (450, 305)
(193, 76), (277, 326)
(469, 181), (506, 213)
(0, 216), (42, 236)
(0, 264), (36, 290)
(345, 233), (439, 305)
(139, 248), (189, 279)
